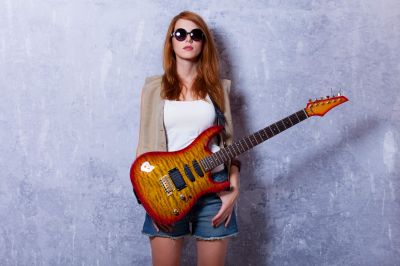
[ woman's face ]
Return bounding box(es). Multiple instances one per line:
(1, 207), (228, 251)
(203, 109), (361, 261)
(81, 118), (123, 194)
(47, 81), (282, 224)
(172, 19), (204, 62)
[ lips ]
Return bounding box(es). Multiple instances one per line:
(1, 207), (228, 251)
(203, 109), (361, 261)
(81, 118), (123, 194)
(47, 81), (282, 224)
(183, 46), (193, 51)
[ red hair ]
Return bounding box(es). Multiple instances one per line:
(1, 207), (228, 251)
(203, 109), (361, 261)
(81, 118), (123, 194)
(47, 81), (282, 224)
(161, 11), (225, 112)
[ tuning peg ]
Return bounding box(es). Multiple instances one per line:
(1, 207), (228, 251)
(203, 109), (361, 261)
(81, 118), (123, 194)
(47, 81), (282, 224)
(337, 92), (341, 96)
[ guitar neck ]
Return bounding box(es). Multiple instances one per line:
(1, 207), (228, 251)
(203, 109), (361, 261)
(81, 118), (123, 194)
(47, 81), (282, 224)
(201, 109), (309, 171)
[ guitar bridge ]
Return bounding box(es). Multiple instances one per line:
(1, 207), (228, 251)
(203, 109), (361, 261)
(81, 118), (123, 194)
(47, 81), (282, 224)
(159, 175), (175, 196)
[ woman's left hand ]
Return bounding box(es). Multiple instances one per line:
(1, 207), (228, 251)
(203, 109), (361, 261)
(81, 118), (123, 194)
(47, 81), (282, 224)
(212, 188), (239, 227)
(211, 165), (240, 227)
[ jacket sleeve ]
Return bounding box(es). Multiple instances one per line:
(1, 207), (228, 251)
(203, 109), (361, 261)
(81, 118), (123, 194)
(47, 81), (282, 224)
(221, 79), (242, 172)
(221, 79), (233, 146)
(136, 75), (164, 157)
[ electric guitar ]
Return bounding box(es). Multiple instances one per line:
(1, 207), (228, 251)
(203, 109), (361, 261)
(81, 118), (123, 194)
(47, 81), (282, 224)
(130, 94), (348, 225)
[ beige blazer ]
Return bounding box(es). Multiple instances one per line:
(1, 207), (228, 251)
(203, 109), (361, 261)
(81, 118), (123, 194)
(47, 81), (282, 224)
(136, 75), (234, 169)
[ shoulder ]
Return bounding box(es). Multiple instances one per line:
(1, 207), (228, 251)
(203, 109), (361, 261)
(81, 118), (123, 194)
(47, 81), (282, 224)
(143, 75), (162, 90)
(221, 79), (231, 94)
(142, 75), (162, 97)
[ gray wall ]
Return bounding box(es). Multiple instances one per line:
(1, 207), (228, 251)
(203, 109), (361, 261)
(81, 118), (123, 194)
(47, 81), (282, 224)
(1, 0), (399, 265)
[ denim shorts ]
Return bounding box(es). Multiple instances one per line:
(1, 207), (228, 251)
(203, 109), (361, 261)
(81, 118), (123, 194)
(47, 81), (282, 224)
(142, 169), (238, 240)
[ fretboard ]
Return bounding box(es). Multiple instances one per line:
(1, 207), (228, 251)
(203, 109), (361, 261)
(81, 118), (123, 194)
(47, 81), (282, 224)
(200, 109), (309, 171)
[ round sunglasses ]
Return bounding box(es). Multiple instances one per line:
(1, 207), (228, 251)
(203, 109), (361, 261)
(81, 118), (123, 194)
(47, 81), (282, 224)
(170, 28), (204, 42)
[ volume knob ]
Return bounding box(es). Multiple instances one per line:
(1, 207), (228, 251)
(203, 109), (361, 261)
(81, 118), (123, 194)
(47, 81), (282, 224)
(179, 194), (187, 201)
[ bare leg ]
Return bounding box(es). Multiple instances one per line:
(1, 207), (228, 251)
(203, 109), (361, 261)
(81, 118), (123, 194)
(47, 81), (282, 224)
(150, 237), (184, 266)
(196, 239), (229, 266)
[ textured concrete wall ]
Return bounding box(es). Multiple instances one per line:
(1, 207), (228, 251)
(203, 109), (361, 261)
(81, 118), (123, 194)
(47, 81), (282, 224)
(1, 0), (399, 265)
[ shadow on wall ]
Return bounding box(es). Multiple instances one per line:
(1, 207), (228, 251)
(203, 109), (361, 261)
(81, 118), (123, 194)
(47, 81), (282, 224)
(282, 116), (382, 184)
(180, 27), (270, 266)
(264, 116), (384, 265)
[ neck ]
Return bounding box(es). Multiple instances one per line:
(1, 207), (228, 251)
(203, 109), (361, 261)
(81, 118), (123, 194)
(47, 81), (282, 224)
(176, 58), (198, 86)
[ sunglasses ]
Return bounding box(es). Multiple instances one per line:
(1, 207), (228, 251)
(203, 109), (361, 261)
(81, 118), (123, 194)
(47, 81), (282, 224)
(171, 28), (204, 42)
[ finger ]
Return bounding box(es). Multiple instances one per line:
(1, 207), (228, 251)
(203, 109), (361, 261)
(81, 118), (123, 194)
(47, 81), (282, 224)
(152, 221), (160, 232)
(212, 208), (225, 226)
(159, 223), (173, 233)
(215, 213), (230, 228)
(153, 221), (173, 233)
(214, 211), (229, 228)
(224, 214), (232, 227)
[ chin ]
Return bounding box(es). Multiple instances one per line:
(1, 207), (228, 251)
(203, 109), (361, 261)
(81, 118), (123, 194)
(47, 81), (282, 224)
(176, 54), (201, 61)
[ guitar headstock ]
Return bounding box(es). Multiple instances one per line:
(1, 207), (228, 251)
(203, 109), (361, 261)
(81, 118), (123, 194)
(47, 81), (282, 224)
(305, 93), (349, 117)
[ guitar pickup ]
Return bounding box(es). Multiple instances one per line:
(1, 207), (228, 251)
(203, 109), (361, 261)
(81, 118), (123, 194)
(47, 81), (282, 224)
(192, 160), (204, 177)
(168, 167), (187, 191)
(184, 164), (195, 182)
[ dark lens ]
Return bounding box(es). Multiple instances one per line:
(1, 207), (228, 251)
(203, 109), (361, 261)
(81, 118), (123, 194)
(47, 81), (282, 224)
(190, 29), (204, 41)
(174, 28), (187, 41)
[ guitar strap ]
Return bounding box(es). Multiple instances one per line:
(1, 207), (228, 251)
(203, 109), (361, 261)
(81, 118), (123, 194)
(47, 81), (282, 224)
(209, 97), (226, 140)
(210, 96), (241, 174)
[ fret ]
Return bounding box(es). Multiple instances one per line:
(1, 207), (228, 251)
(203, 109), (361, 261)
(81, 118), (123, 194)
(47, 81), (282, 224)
(250, 135), (258, 145)
(245, 137), (253, 149)
(276, 120), (286, 131)
(233, 141), (241, 155)
(210, 157), (216, 168)
(298, 110), (308, 120)
(237, 141), (245, 153)
(283, 117), (292, 128)
(236, 142), (243, 154)
(233, 144), (239, 156)
(200, 157), (212, 171)
(208, 157), (214, 170)
(294, 111), (300, 122)
(205, 158), (212, 169)
(265, 127), (274, 138)
(216, 151), (224, 162)
(236, 144), (242, 156)
(270, 124), (280, 135)
(221, 150), (229, 161)
(255, 132), (263, 143)
(288, 114), (299, 125)
(226, 146), (234, 158)
(213, 157), (219, 167)
(207, 157), (214, 170)
(241, 138), (250, 150)
(215, 152), (223, 164)
(232, 144), (240, 157)
(200, 159), (207, 171)
(296, 111), (305, 121)
(202, 158), (210, 172)
(259, 130), (267, 141)
(210, 156), (217, 169)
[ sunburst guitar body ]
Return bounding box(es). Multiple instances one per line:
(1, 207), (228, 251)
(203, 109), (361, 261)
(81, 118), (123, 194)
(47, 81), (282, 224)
(131, 126), (228, 225)
(130, 94), (348, 225)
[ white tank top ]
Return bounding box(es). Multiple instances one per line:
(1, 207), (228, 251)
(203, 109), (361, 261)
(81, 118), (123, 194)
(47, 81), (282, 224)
(164, 97), (224, 172)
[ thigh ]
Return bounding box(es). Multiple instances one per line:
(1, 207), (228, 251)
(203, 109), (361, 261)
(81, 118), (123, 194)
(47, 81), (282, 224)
(196, 238), (229, 266)
(150, 237), (184, 266)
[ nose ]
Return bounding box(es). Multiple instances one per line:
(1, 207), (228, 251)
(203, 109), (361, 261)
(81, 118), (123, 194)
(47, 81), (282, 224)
(185, 34), (193, 43)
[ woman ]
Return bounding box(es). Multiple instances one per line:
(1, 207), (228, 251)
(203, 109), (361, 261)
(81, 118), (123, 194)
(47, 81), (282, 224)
(136, 11), (241, 266)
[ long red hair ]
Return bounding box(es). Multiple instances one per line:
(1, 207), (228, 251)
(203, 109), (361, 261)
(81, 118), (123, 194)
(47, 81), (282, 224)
(161, 11), (225, 112)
